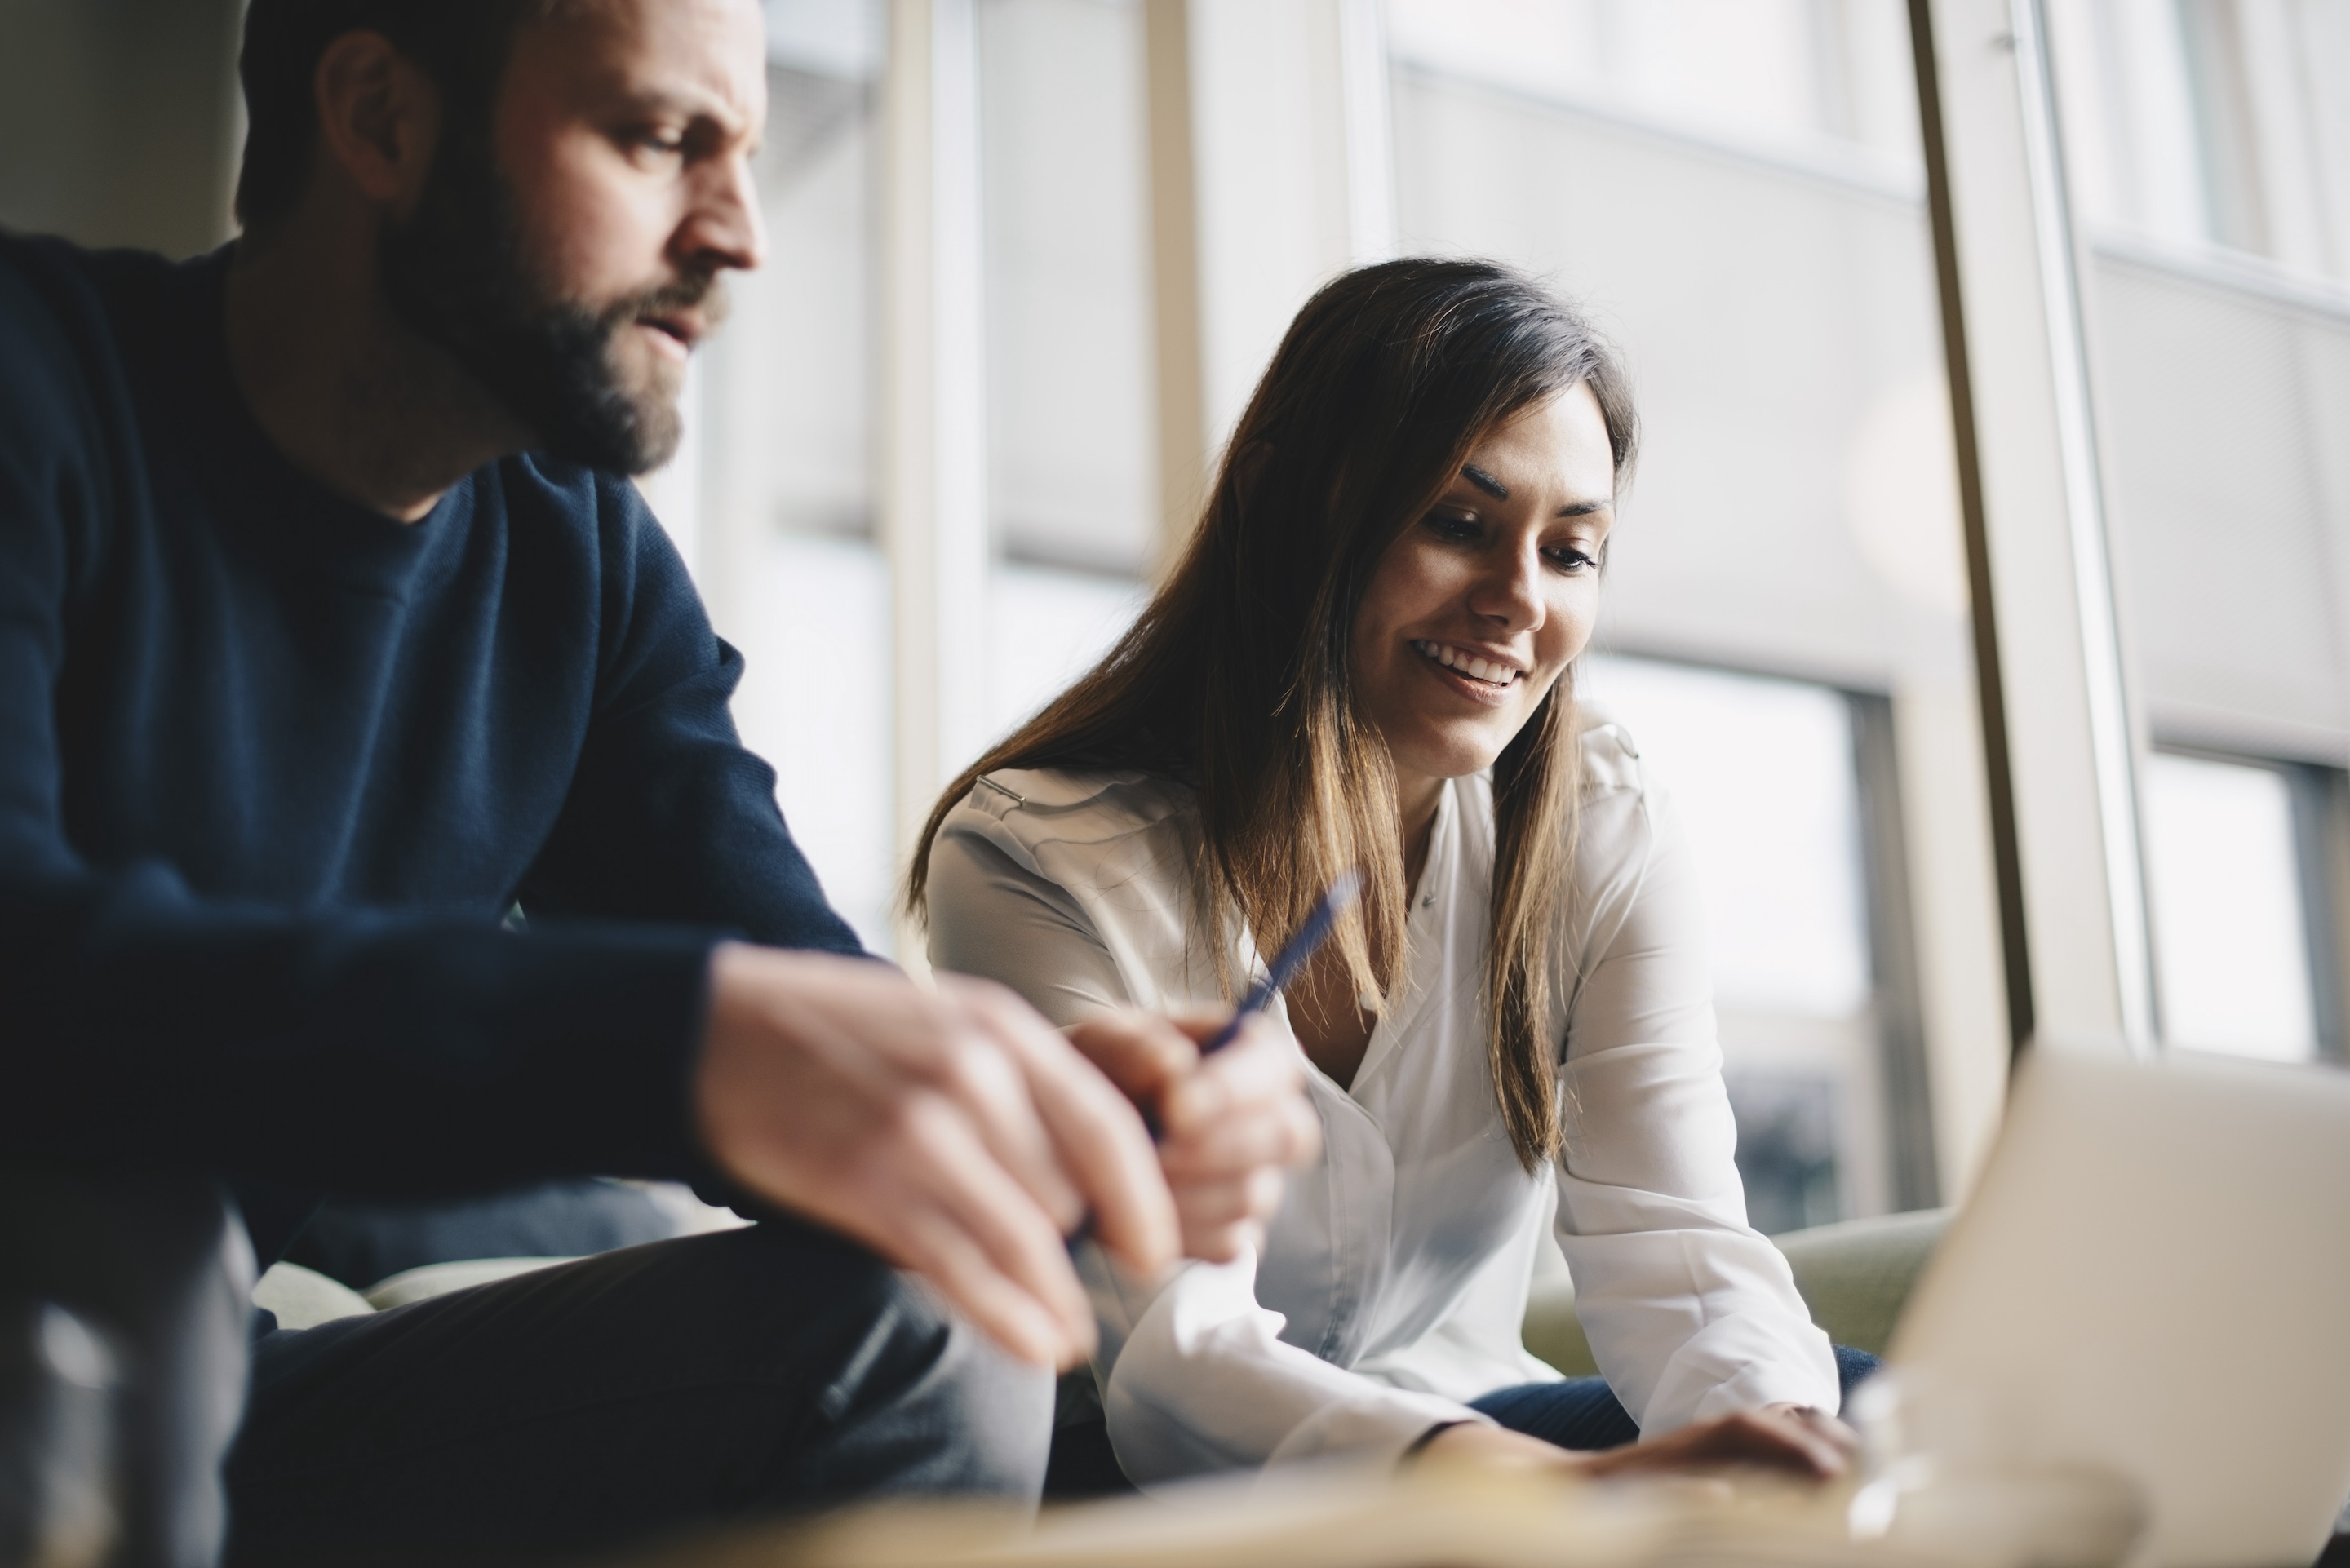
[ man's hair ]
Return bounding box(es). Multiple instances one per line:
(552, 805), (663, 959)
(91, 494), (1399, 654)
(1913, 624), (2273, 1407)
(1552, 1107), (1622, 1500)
(233, 0), (564, 232)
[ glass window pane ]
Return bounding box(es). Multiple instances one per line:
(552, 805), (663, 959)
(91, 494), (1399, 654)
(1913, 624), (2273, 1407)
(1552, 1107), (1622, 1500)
(1581, 654), (1875, 1233)
(2045, 0), (2348, 1062)
(979, 0), (1157, 574)
(976, 0), (1156, 780)
(702, 0), (896, 952)
(1581, 657), (1869, 1017)
(2142, 752), (2319, 1062)
(732, 2), (885, 542)
(747, 536), (898, 952)
(987, 564), (1149, 742)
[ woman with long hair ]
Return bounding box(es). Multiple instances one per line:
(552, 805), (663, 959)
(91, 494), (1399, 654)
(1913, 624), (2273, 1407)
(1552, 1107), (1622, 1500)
(910, 258), (1867, 1485)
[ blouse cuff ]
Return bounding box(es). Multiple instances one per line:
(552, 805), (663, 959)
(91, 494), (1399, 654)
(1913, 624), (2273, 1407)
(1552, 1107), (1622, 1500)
(1641, 1319), (1842, 1435)
(1678, 1354), (1842, 1430)
(1261, 1389), (1494, 1471)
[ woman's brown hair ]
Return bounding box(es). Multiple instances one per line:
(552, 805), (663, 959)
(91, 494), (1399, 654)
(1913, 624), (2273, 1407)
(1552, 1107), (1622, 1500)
(909, 258), (1637, 1168)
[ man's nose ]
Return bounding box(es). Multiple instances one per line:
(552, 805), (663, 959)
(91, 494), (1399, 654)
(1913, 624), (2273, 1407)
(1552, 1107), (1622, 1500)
(678, 153), (766, 274)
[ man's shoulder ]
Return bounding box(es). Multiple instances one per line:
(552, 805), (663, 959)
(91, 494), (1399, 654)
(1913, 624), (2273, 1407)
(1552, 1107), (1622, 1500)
(490, 456), (693, 599)
(0, 233), (204, 444)
(0, 234), (113, 398)
(491, 455), (657, 547)
(0, 229), (106, 307)
(480, 458), (714, 684)
(0, 230), (184, 358)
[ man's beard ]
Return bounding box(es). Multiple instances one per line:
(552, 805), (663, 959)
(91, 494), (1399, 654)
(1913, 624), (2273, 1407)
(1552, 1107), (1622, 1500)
(376, 132), (720, 476)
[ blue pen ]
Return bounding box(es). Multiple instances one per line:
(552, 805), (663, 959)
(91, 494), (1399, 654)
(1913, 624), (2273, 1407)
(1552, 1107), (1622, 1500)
(1071, 870), (1361, 1248)
(1197, 869), (1364, 1057)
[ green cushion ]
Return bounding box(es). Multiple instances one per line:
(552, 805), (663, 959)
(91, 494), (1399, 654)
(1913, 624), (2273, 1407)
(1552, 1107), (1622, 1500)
(1521, 1207), (1951, 1377)
(1775, 1207), (1949, 1356)
(1521, 1276), (1601, 1377)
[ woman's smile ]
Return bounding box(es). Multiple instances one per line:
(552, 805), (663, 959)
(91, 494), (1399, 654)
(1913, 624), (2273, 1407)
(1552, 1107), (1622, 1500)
(1412, 639), (1524, 687)
(1353, 381), (1616, 811)
(1410, 639), (1526, 706)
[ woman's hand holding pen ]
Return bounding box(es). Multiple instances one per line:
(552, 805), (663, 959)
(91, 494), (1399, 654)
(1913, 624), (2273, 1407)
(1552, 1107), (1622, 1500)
(1064, 875), (1345, 1261)
(696, 948), (1176, 1371)
(1066, 1008), (1323, 1262)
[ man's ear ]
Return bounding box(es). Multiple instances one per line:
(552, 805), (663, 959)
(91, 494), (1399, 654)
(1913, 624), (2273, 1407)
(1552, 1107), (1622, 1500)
(311, 31), (442, 215)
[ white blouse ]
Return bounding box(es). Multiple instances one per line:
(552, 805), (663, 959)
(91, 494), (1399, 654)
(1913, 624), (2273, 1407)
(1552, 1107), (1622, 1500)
(925, 719), (1837, 1485)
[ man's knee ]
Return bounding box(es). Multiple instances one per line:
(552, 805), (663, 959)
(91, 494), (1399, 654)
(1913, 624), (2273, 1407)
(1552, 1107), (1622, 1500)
(872, 1273), (1055, 1501)
(743, 1225), (1053, 1505)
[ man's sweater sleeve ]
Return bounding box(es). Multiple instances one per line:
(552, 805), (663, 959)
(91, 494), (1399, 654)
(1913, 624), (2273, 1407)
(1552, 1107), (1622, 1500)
(510, 472), (867, 959)
(0, 277), (713, 1196)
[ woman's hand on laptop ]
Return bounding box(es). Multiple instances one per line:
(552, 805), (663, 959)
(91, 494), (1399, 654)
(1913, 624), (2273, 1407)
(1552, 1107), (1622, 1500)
(1581, 1403), (1857, 1480)
(1755, 1402), (1861, 1467)
(1418, 1403), (1857, 1482)
(694, 946), (1178, 1370)
(1063, 1008), (1322, 1262)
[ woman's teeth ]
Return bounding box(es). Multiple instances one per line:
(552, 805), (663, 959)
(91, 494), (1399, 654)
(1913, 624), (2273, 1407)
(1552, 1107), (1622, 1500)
(1412, 640), (1517, 686)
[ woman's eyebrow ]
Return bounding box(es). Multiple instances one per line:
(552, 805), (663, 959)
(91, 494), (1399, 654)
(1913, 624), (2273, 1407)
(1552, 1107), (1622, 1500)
(1461, 464), (1510, 498)
(1558, 498), (1612, 518)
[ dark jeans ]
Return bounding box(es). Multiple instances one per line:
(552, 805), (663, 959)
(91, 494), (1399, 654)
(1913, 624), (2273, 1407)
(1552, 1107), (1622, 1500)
(1470, 1344), (1882, 1451)
(228, 1220), (1052, 1564)
(3, 1168), (1052, 1568)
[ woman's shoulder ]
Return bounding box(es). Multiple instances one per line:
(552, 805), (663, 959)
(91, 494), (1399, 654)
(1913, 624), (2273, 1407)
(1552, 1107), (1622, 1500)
(1565, 701), (1706, 963)
(1572, 701), (1650, 804)
(1454, 702), (1645, 807)
(1524, 702), (1677, 913)
(1448, 704), (1663, 914)
(936, 766), (1197, 862)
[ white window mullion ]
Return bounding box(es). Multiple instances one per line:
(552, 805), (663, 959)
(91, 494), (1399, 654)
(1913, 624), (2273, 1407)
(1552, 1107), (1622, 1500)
(1914, 0), (2159, 1056)
(882, 0), (991, 967)
(1150, 0), (1403, 567)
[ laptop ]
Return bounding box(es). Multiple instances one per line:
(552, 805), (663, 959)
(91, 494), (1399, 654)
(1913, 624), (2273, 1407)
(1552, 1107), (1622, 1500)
(1885, 1043), (2350, 1567)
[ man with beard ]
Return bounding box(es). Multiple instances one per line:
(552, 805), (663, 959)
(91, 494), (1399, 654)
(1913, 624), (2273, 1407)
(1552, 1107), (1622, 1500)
(0, 2), (1319, 1565)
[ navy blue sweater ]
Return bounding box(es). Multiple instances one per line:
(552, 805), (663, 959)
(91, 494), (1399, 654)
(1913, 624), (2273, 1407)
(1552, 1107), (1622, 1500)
(0, 235), (863, 1243)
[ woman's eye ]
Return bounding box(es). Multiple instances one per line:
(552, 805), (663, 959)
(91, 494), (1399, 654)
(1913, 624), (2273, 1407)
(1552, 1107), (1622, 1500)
(1545, 545), (1599, 573)
(1423, 512), (1481, 542)
(632, 131), (687, 157)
